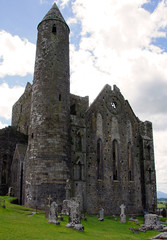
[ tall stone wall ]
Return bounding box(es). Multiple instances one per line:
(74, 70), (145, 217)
(139, 121), (157, 213)
(0, 127), (28, 195)
(11, 144), (27, 204)
(70, 94), (89, 211)
(12, 82), (32, 135)
(85, 85), (145, 215)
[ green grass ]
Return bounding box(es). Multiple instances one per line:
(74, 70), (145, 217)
(0, 196), (166, 240)
(157, 199), (167, 209)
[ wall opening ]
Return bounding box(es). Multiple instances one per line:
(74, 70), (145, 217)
(113, 139), (118, 180)
(128, 142), (133, 181)
(52, 24), (57, 34)
(1, 155), (7, 185)
(97, 138), (103, 179)
(70, 104), (76, 115)
(74, 159), (83, 181)
(76, 132), (82, 152)
(148, 168), (153, 183)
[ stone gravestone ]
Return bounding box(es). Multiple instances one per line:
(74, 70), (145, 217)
(65, 199), (84, 231)
(45, 195), (52, 219)
(61, 199), (70, 216)
(8, 187), (13, 197)
(152, 232), (167, 239)
(65, 179), (71, 200)
(48, 202), (60, 225)
(98, 208), (104, 221)
(120, 204), (126, 223)
(144, 214), (161, 230)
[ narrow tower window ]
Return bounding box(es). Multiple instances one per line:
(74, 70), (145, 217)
(78, 161), (82, 180)
(113, 139), (118, 180)
(74, 159), (83, 181)
(52, 24), (57, 34)
(20, 105), (22, 113)
(128, 142), (133, 181)
(76, 132), (82, 152)
(1, 155), (7, 185)
(146, 143), (151, 160)
(70, 104), (76, 115)
(59, 94), (61, 101)
(97, 139), (103, 179)
(148, 168), (153, 183)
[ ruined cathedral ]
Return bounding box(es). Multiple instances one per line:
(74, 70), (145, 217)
(0, 4), (157, 215)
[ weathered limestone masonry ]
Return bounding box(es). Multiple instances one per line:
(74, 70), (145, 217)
(12, 82), (32, 135)
(24, 3), (71, 208)
(0, 127), (27, 196)
(0, 3), (157, 215)
(11, 144), (27, 205)
(70, 94), (89, 212)
(85, 85), (156, 215)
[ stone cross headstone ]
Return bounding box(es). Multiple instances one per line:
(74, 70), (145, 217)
(48, 201), (60, 225)
(65, 199), (84, 231)
(65, 179), (71, 200)
(120, 204), (126, 223)
(45, 195), (52, 219)
(98, 208), (104, 221)
(61, 199), (70, 216)
(8, 187), (13, 197)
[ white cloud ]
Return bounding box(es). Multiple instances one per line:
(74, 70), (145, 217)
(0, 121), (8, 129)
(0, 31), (36, 78)
(0, 83), (24, 121)
(54, 0), (70, 8)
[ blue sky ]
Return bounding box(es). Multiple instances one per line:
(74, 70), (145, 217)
(0, 0), (167, 194)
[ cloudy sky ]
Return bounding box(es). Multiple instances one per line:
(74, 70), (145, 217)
(0, 0), (167, 194)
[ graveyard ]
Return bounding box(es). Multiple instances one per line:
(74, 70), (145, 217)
(0, 196), (167, 240)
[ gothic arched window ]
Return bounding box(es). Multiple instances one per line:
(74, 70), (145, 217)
(113, 140), (118, 180)
(97, 138), (103, 179)
(74, 159), (83, 181)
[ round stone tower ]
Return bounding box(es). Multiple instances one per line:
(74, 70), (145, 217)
(24, 3), (70, 208)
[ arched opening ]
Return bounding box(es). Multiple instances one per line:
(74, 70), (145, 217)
(128, 142), (133, 181)
(148, 167), (153, 183)
(52, 24), (57, 34)
(76, 132), (82, 152)
(1, 155), (7, 184)
(74, 159), (83, 181)
(70, 104), (76, 115)
(97, 139), (103, 179)
(113, 140), (118, 180)
(78, 161), (82, 180)
(146, 144), (151, 160)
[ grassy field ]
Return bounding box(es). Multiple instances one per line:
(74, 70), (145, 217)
(0, 196), (166, 240)
(157, 199), (167, 209)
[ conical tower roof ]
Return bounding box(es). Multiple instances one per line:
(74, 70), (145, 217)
(39, 3), (67, 26)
